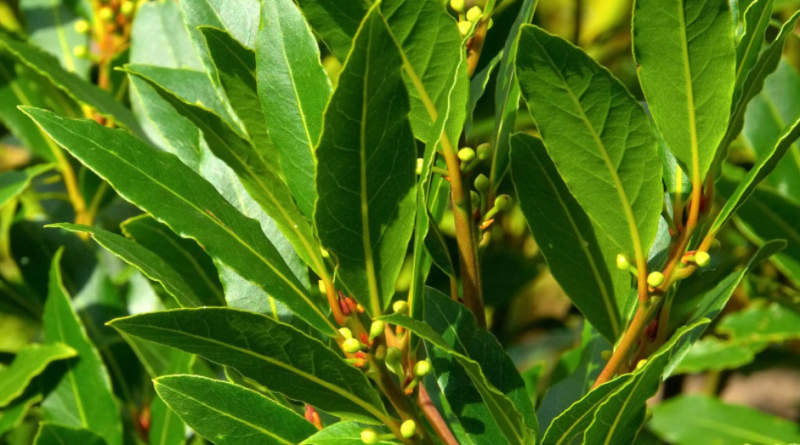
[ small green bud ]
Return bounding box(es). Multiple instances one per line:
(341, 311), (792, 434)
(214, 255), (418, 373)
(458, 20), (472, 36)
(476, 142), (492, 160)
(647, 271), (665, 288)
(99, 6), (114, 21)
(120, 1), (135, 17)
(450, 0), (465, 13)
(616, 253), (631, 271)
(488, 18), (494, 29)
(73, 45), (89, 59)
(601, 350), (612, 362)
(458, 147), (475, 162)
(360, 428), (379, 445)
(369, 320), (385, 341)
(393, 300), (409, 315)
(494, 194), (511, 210)
(636, 359), (647, 370)
(416, 158), (424, 175)
(74, 19), (91, 34)
(474, 174), (489, 193)
(466, 5), (482, 21)
(414, 360), (431, 377)
(695, 251), (710, 267)
(400, 420), (416, 439)
(645, 408), (653, 422)
(471, 190), (480, 207)
(343, 338), (361, 354)
(339, 327), (353, 339)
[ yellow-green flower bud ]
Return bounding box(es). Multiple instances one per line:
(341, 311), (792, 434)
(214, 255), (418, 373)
(99, 7), (114, 21)
(477, 142), (492, 160)
(450, 0), (465, 13)
(73, 45), (89, 59)
(494, 194), (511, 210)
(474, 174), (489, 193)
(360, 428), (379, 445)
(466, 6), (482, 21)
(369, 320), (385, 341)
(458, 20), (472, 36)
(647, 271), (665, 288)
(74, 19), (91, 34)
(401, 420), (416, 439)
(601, 350), (612, 362)
(695, 251), (710, 267)
(338, 327), (353, 339)
(416, 158), (424, 175)
(636, 359), (647, 370)
(414, 360), (431, 377)
(616, 253), (631, 271)
(458, 147), (475, 162)
(343, 338), (361, 354)
(393, 300), (409, 315)
(120, 1), (135, 17)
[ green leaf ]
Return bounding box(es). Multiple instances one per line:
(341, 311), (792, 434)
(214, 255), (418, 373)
(0, 164), (53, 209)
(130, 0), (204, 71)
(718, 302), (800, 341)
(516, 25), (662, 275)
(42, 250), (122, 445)
(381, 287), (538, 445)
(0, 393), (42, 436)
(121, 215), (224, 307)
(511, 133), (626, 341)
(649, 395), (800, 445)
(671, 337), (759, 374)
(294, 0), (367, 59)
(181, 0), (260, 51)
(465, 52), (502, 138)
(743, 60), (800, 201)
(423, 208), (454, 277)
(256, 0), (332, 218)
(0, 32), (142, 137)
(633, 0), (736, 184)
(314, 5), (416, 314)
(708, 115), (800, 236)
(51, 223), (204, 308)
(155, 375), (317, 445)
(0, 343), (76, 408)
(20, 0), (90, 79)
(582, 321), (709, 445)
(33, 423), (107, 445)
(734, 0), (775, 104)
(302, 422), (394, 445)
(108, 308), (388, 424)
(490, 0), (538, 192)
(22, 107), (337, 336)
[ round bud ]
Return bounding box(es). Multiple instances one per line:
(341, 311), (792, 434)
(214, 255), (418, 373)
(695, 251), (710, 267)
(600, 350), (612, 362)
(416, 158), (424, 175)
(488, 18), (494, 29)
(494, 194), (511, 210)
(369, 320), (385, 341)
(636, 359), (647, 370)
(466, 6), (482, 21)
(400, 420), (417, 439)
(647, 271), (665, 288)
(73, 45), (89, 59)
(477, 142), (492, 160)
(616, 253), (631, 271)
(458, 147), (475, 162)
(120, 1), (135, 17)
(343, 338), (361, 354)
(457, 20), (472, 36)
(338, 327), (353, 339)
(474, 174), (489, 193)
(470, 190), (480, 206)
(414, 360), (431, 377)
(450, 0), (466, 13)
(74, 19), (91, 34)
(393, 300), (409, 315)
(99, 7), (114, 21)
(361, 428), (379, 445)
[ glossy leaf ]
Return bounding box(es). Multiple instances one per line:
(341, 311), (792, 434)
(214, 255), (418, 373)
(743, 60), (800, 201)
(181, 0), (260, 51)
(155, 375), (317, 445)
(20, 0), (90, 78)
(0, 393), (42, 436)
(0, 343), (76, 408)
(33, 423), (107, 445)
(633, 0), (736, 183)
(490, 0), (538, 193)
(0, 32), (142, 136)
(23, 107), (337, 335)
(465, 52), (501, 138)
(0, 164), (53, 209)
(314, 5), (416, 314)
(718, 302), (800, 341)
(41, 250), (122, 445)
(121, 215), (224, 307)
(294, 0), (366, 59)
(672, 337), (760, 374)
(302, 422), (394, 445)
(734, 0), (775, 104)
(129, 0), (204, 71)
(381, 287), (538, 445)
(511, 133), (627, 341)
(708, 115), (800, 236)
(256, 0), (332, 218)
(516, 25), (662, 274)
(582, 321), (709, 445)
(108, 308), (388, 424)
(649, 395), (800, 445)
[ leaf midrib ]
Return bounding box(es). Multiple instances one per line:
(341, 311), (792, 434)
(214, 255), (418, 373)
(676, 0), (702, 187)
